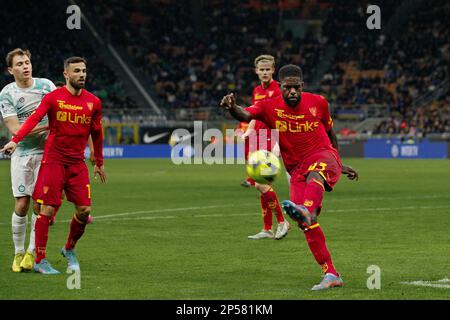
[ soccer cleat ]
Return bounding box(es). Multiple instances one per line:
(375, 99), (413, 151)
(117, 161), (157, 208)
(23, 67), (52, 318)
(248, 230), (274, 240)
(311, 273), (344, 291)
(12, 253), (24, 272)
(281, 200), (313, 226)
(20, 251), (35, 271)
(33, 259), (60, 274)
(274, 220), (290, 240)
(61, 247), (80, 271)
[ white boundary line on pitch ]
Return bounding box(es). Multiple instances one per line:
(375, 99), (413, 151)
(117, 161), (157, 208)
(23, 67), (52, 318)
(0, 196), (448, 225)
(400, 278), (450, 289)
(54, 204), (449, 223)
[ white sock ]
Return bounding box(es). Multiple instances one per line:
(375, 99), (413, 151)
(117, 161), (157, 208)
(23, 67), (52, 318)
(12, 212), (27, 255)
(27, 212), (38, 254)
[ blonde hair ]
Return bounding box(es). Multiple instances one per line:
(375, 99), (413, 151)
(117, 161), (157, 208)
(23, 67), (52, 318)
(254, 54), (275, 68)
(6, 48), (31, 68)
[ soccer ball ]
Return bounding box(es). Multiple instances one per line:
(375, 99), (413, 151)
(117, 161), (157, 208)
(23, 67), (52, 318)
(246, 150), (281, 184)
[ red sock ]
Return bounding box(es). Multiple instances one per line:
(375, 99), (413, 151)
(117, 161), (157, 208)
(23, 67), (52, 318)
(65, 214), (87, 250)
(35, 214), (51, 263)
(302, 178), (325, 214)
(304, 225), (338, 276)
(262, 189), (285, 224)
(260, 194), (272, 230)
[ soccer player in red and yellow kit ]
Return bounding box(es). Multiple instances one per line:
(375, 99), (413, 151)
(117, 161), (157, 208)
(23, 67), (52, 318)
(1, 56), (106, 274)
(238, 55), (289, 241)
(220, 64), (358, 290)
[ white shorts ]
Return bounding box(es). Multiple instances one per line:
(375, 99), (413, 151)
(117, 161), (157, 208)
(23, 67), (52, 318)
(10, 154), (43, 197)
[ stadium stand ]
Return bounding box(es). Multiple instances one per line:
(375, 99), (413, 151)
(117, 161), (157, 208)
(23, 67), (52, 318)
(1, 0), (449, 135)
(0, 0), (138, 118)
(78, 0), (328, 116)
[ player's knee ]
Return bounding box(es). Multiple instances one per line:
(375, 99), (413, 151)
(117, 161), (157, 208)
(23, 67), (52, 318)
(15, 196), (31, 216)
(306, 171), (323, 184)
(255, 183), (271, 193)
(33, 201), (41, 214)
(77, 206), (91, 218)
(41, 205), (56, 217)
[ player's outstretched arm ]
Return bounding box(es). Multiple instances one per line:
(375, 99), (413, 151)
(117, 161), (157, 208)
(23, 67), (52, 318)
(220, 93), (252, 123)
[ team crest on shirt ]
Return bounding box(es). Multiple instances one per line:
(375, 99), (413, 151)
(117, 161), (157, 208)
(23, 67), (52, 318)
(309, 107), (317, 117)
(87, 102), (94, 111)
(268, 91), (274, 97)
(303, 200), (314, 207)
(43, 186), (49, 194)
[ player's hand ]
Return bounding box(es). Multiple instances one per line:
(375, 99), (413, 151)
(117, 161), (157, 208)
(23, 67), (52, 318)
(342, 165), (359, 181)
(272, 143), (280, 158)
(0, 141), (17, 155)
(240, 129), (254, 142)
(220, 93), (236, 110)
(89, 150), (96, 166)
(94, 165), (107, 183)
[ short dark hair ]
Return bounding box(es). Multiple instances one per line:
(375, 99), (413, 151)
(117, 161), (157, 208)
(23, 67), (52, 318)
(53, 81), (65, 87)
(6, 48), (31, 68)
(64, 56), (87, 70)
(278, 64), (303, 81)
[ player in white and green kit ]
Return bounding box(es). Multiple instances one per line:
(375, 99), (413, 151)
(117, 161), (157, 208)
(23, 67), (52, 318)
(0, 48), (55, 272)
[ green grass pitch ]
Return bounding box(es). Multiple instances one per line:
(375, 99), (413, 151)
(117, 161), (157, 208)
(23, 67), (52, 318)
(0, 158), (449, 299)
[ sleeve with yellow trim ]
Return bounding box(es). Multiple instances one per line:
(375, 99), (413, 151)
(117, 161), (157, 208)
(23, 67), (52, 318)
(11, 94), (52, 144)
(90, 99), (104, 167)
(317, 95), (333, 132)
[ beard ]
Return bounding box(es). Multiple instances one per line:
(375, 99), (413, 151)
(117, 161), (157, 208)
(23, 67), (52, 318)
(283, 96), (301, 108)
(69, 78), (85, 90)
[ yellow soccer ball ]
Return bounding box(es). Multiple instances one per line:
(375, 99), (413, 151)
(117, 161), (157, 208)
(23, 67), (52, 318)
(246, 150), (281, 184)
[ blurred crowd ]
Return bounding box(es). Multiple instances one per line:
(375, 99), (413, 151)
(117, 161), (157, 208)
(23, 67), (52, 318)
(374, 96), (450, 135)
(81, 0), (328, 111)
(319, 0), (449, 134)
(0, 0), (137, 113)
(1, 0), (448, 133)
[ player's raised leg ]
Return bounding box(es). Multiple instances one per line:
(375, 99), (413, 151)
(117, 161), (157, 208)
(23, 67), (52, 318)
(282, 170), (342, 290)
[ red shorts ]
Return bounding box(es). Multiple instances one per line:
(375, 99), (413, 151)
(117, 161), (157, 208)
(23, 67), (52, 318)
(33, 162), (91, 207)
(289, 149), (342, 207)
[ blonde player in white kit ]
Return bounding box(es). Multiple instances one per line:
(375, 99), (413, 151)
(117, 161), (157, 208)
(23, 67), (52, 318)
(0, 48), (55, 272)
